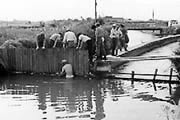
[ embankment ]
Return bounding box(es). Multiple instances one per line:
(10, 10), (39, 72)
(110, 35), (180, 68)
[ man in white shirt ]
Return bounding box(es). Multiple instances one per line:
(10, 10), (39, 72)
(77, 33), (93, 62)
(60, 59), (74, 78)
(63, 29), (77, 48)
(110, 23), (121, 55)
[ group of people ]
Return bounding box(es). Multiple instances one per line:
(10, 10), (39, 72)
(36, 28), (93, 62)
(110, 23), (129, 56)
(36, 28), (94, 78)
(35, 23), (129, 78)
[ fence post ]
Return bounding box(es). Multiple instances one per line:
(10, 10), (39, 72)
(152, 69), (158, 91)
(169, 68), (173, 95)
(131, 71), (135, 85)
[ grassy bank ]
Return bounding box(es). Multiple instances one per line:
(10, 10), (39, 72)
(0, 20), (112, 50)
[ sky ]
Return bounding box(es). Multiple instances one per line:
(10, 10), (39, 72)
(0, 0), (180, 21)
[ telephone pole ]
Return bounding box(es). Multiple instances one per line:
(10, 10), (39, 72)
(95, 0), (97, 23)
(152, 9), (154, 21)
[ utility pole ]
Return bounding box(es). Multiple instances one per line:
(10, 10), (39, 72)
(95, 0), (97, 23)
(152, 9), (154, 21)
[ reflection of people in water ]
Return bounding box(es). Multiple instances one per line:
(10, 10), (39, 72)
(171, 86), (180, 119)
(171, 86), (180, 105)
(63, 80), (77, 112)
(37, 84), (48, 110)
(94, 80), (105, 120)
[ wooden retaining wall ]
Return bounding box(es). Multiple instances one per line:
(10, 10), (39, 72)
(0, 48), (89, 76)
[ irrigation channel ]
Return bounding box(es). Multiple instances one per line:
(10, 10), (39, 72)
(0, 31), (180, 120)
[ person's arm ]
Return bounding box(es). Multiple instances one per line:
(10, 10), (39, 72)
(60, 66), (66, 77)
(63, 33), (67, 48)
(74, 33), (77, 44)
(119, 29), (123, 38)
(76, 35), (81, 49)
(36, 36), (39, 50)
(42, 34), (46, 49)
(53, 37), (58, 48)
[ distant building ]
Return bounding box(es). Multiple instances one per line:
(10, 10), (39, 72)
(103, 16), (126, 23)
(169, 20), (179, 27)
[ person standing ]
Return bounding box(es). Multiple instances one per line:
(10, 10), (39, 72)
(36, 30), (46, 50)
(77, 33), (93, 63)
(63, 28), (77, 48)
(110, 24), (122, 55)
(115, 26), (123, 55)
(110, 24), (119, 55)
(49, 32), (63, 48)
(95, 23), (106, 60)
(119, 24), (129, 51)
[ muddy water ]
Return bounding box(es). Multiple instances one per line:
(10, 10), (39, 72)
(0, 31), (180, 120)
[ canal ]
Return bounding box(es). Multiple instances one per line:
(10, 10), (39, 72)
(0, 31), (180, 120)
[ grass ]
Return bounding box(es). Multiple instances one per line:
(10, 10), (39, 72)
(0, 19), (112, 52)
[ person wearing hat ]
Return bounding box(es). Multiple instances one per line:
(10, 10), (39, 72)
(63, 28), (77, 48)
(60, 59), (74, 78)
(109, 23), (121, 55)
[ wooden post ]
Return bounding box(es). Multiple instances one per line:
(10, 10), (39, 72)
(169, 68), (173, 95)
(131, 71), (135, 85)
(95, 0), (97, 22)
(152, 69), (158, 91)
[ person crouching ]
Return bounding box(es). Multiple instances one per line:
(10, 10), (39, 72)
(60, 59), (74, 78)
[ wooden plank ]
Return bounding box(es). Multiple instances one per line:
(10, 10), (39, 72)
(12, 48), (16, 71)
(52, 48), (57, 73)
(15, 48), (20, 72)
(33, 49), (38, 73)
(76, 50), (80, 75)
(0, 49), (8, 70)
(45, 49), (51, 73)
(79, 50), (84, 76)
(73, 49), (78, 75)
(29, 49), (33, 72)
(84, 50), (89, 75)
(22, 48), (28, 72)
(152, 69), (158, 91)
(106, 76), (180, 84)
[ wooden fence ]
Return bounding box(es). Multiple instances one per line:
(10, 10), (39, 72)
(107, 68), (180, 94)
(0, 48), (89, 76)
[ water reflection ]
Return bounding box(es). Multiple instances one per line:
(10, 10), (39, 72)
(0, 74), (178, 120)
(0, 75), (106, 119)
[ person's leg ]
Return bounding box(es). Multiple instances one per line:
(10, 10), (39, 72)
(124, 43), (128, 51)
(38, 39), (44, 48)
(119, 38), (122, 52)
(49, 40), (55, 48)
(122, 37), (126, 51)
(102, 40), (107, 60)
(87, 40), (93, 62)
(112, 38), (116, 56)
(96, 39), (101, 60)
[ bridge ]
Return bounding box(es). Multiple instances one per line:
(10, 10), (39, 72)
(127, 27), (164, 31)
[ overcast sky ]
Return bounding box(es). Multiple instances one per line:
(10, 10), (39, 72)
(0, 0), (180, 21)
